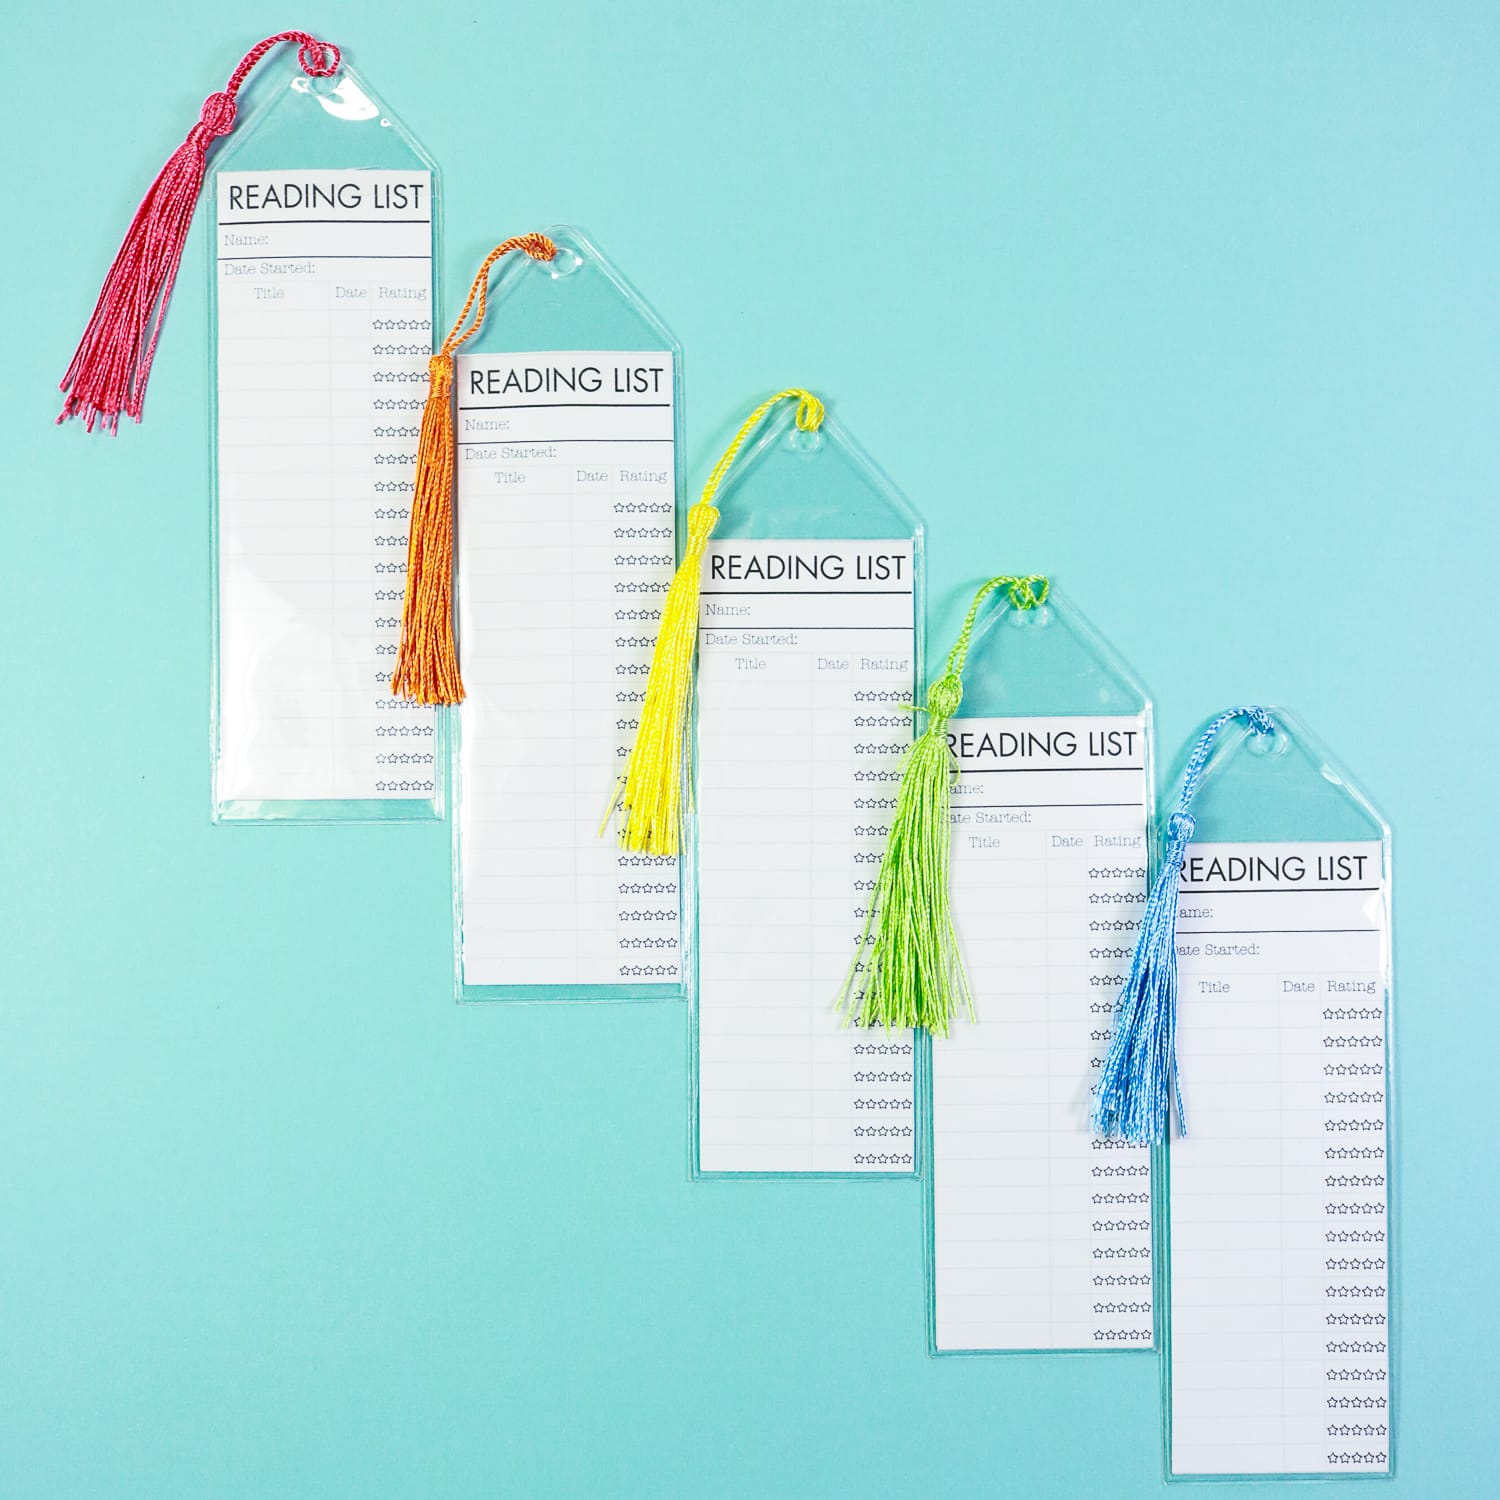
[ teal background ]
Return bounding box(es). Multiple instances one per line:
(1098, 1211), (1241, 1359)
(5, 3), (1496, 1495)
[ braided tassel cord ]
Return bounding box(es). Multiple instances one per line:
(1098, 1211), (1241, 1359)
(840, 573), (1050, 1036)
(1091, 705), (1278, 1143)
(609, 389), (824, 856)
(390, 233), (557, 704)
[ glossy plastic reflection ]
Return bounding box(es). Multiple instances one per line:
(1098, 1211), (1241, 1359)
(690, 411), (927, 1180)
(209, 56), (443, 823)
(958, 586), (1151, 719)
(921, 590), (1158, 1356)
(450, 228), (688, 1003)
(710, 406), (923, 545)
(1157, 710), (1394, 1483)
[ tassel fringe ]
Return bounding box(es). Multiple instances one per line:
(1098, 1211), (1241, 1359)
(391, 357), (463, 702)
(1090, 811), (1194, 1142)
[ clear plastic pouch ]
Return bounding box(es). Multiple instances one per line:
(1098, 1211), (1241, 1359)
(209, 57), (442, 822)
(689, 409), (925, 1177)
(451, 227), (686, 1002)
(922, 588), (1159, 1354)
(1151, 710), (1393, 1481)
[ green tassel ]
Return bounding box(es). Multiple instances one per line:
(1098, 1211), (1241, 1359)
(838, 572), (1050, 1036)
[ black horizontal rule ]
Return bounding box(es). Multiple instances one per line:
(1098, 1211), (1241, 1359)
(698, 589), (912, 597)
(954, 765), (1145, 773)
(456, 402), (670, 410)
(217, 254), (429, 262)
(1180, 887), (1380, 895)
(457, 438), (668, 445)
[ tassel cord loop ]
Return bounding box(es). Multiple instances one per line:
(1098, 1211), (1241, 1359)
(607, 389), (826, 857)
(699, 389), (824, 510)
(223, 33), (341, 96)
(435, 234), (560, 361)
(389, 234), (559, 705)
(938, 572), (1050, 688)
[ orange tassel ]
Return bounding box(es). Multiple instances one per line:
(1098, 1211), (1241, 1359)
(391, 232), (558, 704)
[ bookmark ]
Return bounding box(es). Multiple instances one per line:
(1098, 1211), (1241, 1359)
(448, 229), (684, 1000)
(206, 48), (441, 820)
(59, 31), (341, 432)
(1095, 709), (1392, 1479)
(918, 583), (1158, 1354)
(616, 392), (924, 1174)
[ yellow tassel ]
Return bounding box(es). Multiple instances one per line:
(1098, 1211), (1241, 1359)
(391, 233), (558, 704)
(608, 388), (825, 855)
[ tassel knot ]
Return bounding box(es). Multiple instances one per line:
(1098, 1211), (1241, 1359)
(925, 673), (963, 720)
(192, 92), (238, 144)
(427, 353), (453, 389)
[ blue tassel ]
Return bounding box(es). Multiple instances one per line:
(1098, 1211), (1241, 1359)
(1091, 706), (1277, 1143)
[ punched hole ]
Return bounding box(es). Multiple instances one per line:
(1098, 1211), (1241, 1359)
(1247, 726), (1288, 757)
(1008, 603), (1051, 628)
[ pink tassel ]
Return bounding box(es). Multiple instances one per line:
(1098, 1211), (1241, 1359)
(58, 32), (340, 433)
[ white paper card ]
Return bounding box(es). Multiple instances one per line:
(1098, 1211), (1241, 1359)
(215, 168), (436, 806)
(932, 714), (1153, 1350)
(1168, 840), (1391, 1477)
(695, 538), (916, 1172)
(455, 352), (680, 990)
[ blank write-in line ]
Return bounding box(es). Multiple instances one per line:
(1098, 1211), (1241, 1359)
(699, 589), (912, 597)
(1177, 928), (1380, 936)
(954, 802), (1142, 810)
(219, 218), (433, 226)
